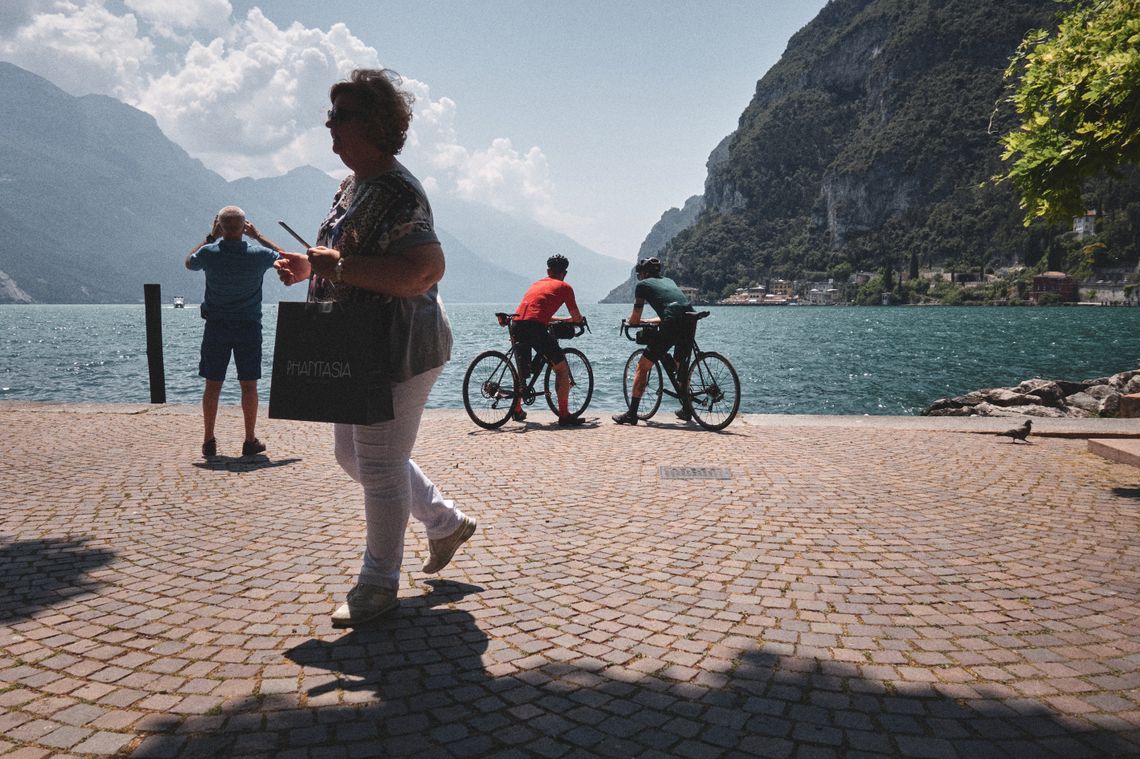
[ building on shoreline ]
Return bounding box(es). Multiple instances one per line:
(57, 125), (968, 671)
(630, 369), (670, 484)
(1031, 271), (1078, 304)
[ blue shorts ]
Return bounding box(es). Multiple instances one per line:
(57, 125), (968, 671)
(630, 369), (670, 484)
(199, 319), (263, 381)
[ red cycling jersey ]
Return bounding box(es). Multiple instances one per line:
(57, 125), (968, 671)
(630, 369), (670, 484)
(514, 277), (581, 324)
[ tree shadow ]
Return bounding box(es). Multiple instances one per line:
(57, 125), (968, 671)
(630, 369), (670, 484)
(0, 538), (115, 624)
(127, 587), (1138, 758)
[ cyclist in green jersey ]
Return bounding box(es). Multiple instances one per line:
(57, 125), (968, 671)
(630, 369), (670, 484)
(613, 257), (696, 425)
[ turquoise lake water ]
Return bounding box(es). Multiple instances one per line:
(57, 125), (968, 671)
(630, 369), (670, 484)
(2, 302), (1139, 415)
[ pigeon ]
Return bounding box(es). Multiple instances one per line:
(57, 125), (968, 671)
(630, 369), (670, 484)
(996, 419), (1032, 443)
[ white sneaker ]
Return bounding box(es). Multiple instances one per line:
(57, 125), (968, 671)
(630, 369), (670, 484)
(331, 583), (398, 628)
(422, 516), (477, 574)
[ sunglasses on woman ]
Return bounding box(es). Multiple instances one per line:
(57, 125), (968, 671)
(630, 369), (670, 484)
(327, 107), (364, 123)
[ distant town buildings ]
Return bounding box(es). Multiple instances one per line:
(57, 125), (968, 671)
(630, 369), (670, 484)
(806, 285), (840, 305)
(701, 265), (1129, 307)
(769, 279), (793, 297)
(718, 284), (796, 305)
(716, 279), (841, 305)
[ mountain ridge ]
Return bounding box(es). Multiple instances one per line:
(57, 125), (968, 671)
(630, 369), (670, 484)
(0, 62), (625, 305)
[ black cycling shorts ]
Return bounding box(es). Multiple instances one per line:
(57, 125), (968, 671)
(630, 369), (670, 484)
(643, 317), (696, 368)
(511, 319), (566, 377)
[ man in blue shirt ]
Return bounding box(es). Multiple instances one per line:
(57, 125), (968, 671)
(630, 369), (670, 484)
(186, 206), (283, 458)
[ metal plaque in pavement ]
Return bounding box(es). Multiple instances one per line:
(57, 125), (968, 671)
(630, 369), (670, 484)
(658, 465), (731, 480)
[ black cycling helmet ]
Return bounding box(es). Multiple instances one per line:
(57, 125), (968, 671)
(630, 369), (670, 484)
(636, 257), (662, 275)
(547, 254), (569, 273)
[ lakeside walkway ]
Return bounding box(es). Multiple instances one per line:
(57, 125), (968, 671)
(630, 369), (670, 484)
(2, 402), (1139, 758)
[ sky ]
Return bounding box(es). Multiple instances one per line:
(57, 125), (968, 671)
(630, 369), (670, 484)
(0, 0), (828, 261)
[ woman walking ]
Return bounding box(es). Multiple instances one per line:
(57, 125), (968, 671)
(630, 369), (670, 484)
(276, 69), (475, 627)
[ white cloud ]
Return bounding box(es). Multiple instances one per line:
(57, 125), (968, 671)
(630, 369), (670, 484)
(459, 139), (552, 202)
(124, 0), (232, 33)
(0, 1), (589, 243)
(134, 9), (383, 169)
(0, 1), (153, 99)
(404, 97), (577, 230)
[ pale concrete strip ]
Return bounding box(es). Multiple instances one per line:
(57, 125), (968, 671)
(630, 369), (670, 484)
(3, 401), (1138, 438)
(737, 412), (1140, 438)
(1089, 437), (1140, 468)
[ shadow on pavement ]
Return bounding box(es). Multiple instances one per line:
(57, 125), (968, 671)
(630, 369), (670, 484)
(639, 420), (746, 435)
(285, 579), (487, 700)
(192, 457), (302, 472)
(0, 538), (115, 624)
(127, 594), (1137, 758)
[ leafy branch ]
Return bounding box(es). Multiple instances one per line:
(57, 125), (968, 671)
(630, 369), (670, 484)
(995, 0), (1140, 223)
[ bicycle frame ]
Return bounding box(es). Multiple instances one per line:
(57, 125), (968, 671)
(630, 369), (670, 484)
(498, 343), (548, 407)
(463, 313), (596, 429)
(650, 340), (698, 404)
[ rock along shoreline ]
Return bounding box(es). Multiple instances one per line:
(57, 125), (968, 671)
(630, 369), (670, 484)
(923, 367), (1140, 418)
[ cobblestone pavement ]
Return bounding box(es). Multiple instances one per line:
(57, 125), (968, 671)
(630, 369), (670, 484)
(2, 403), (1139, 758)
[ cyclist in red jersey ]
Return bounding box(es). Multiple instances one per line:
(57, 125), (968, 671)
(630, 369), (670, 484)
(510, 254), (585, 426)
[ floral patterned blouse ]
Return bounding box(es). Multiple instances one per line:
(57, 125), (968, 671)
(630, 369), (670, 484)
(309, 162), (452, 383)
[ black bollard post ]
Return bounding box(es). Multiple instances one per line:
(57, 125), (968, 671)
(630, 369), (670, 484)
(144, 283), (166, 403)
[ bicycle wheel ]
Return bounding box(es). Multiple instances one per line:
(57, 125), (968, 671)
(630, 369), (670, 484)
(462, 350), (520, 429)
(687, 352), (741, 431)
(622, 349), (662, 420)
(544, 347), (594, 417)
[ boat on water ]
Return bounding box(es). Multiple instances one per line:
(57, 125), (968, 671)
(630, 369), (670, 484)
(173, 296), (185, 308)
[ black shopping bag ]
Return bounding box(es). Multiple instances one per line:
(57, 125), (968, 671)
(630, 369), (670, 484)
(269, 301), (393, 424)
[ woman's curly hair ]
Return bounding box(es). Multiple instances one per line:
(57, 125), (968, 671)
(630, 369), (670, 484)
(330, 69), (415, 155)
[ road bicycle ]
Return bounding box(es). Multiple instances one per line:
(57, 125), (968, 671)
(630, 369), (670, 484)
(619, 311), (741, 431)
(462, 313), (594, 429)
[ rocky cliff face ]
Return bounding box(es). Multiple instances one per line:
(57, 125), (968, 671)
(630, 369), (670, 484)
(601, 194), (703, 303)
(653, 0), (1071, 297)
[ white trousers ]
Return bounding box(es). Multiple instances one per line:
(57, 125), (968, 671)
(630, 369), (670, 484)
(334, 365), (464, 589)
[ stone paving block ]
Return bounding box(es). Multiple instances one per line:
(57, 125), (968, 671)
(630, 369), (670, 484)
(71, 730), (134, 755)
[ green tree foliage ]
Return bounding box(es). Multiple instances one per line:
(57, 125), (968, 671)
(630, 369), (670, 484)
(997, 0), (1140, 223)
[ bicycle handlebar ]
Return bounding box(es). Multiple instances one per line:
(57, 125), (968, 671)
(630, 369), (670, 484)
(568, 316), (590, 337)
(619, 311), (710, 340)
(496, 312), (590, 338)
(619, 319), (657, 341)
